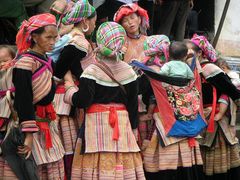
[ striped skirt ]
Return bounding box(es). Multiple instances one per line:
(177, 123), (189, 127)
(54, 92), (83, 155)
(71, 104), (145, 179)
(201, 130), (240, 176)
(71, 138), (146, 180)
(56, 115), (78, 155)
(143, 130), (203, 172)
(38, 158), (65, 180)
(0, 157), (18, 180)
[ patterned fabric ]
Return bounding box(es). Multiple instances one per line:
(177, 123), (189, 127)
(56, 115), (77, 155)
(84, 104), (140, 153)
(81, 60), (137, 87)
(32, 120), (65, 165)
(164, 80), (201, 121)
(0, 66), (14, 119)
(96, 22), (126, 61)
(201, 130), (240, 175)
(191, 34), (217, 62)
(71, 138), (146, 180)
(0, 157), (18, 179)
(53, 89), (71, 115)
(14, 55), (53, 104)
(143, 132), (203, 172)
(37, 158), (65, 180)
(143, 35), (170, 67)
(150, 79), (206, 137)
(153, 112), (187, 147)
(62, 0), (96, 25)
(16, 13), (56, 54)
(114, 3), (149, 35)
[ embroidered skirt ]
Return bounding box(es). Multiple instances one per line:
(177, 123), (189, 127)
(143, 130), (203, 172)
(71, 138), (145, 180)
(201, 130), (240, 176)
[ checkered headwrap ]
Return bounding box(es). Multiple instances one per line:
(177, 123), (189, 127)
(143, 35), (170, 67)
(62, 0), (95, 25)
(96, 22), (126, 61)
(16, 13), (56, 54)
(191, 34), (217, 62)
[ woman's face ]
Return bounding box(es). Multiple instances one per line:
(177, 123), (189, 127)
(121, 13), (141, 35)
(85, 15), (97, 35)
(32, 25), (58, 53)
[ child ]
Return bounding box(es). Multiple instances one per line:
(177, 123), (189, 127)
(140, 40), (194, 122)
(0, 45), (18, 178)
(159, 41), (194, 79)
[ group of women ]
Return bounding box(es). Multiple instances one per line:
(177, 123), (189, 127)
(0, 0), (240, 180)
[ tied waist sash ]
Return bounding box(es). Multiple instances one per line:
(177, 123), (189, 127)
(86, 104), (126, 141)
(36, 103), (56, 149)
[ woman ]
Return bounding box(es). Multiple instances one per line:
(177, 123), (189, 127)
(13, 13), (65, 179)
(53, 0), (97, 177)
(0, 45), (18, 179)
(188, 34), (240, 180)
(114, 3), (149, 63)
(64, 21), (145, 180)
(114, 3), (153, 146)
(140, 36), (205, 180)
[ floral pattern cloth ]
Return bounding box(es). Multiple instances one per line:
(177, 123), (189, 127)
(163, 80), (200, 121)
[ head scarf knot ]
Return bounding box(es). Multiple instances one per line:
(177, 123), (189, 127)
(143, 35), (170, 67)
(16, 13), (56, 54)
(114, 3), (149, 35)
(62, 0), (96, 25)
(96, 22), (126, 61)
(191, 34), (217, 62)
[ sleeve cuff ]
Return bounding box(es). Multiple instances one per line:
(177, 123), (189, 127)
(21, 120), (39, 132)
(64, 86), (79, 105)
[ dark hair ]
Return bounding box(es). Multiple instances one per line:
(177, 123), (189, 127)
(0, 45), (16, 59)
(30, 26), (46, 47)
(183, 39), (201, 53)
(169, 41), (188, 60)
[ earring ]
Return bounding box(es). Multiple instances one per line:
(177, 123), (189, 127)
(82, 24), (89, 33)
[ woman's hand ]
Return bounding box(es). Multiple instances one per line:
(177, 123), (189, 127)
(64, 80), (75, 90)
(18, 132), (33, 159)
(64, 70), (74, 84)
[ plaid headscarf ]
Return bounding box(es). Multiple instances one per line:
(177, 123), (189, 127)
(16, 13), (56, 54)
(62, 0), (96, 25)
(96, 22), (126, 61)
(114, 3), (149, 35)
(143, 35), (170, 67)
(191, 34), (217, 62)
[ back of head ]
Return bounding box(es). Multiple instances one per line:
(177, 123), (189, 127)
(62, 0), (96, 25)
(169, 41), (188, 60)
(96, 22), (126, 61)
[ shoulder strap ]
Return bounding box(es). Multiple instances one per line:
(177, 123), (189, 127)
(21, 53), (53, 81)
(94, 61), (127, 95)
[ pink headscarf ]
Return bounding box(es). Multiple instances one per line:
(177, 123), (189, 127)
(16, 13), (56, 54)
(114, 3), (149, 35)
(191, 34), (217, 62)
(143, 35), (170, 67)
